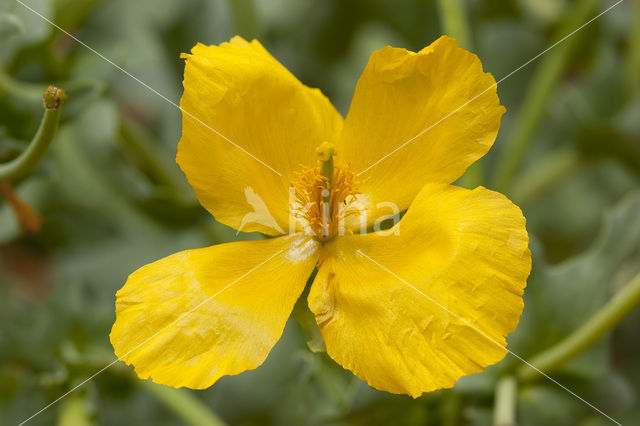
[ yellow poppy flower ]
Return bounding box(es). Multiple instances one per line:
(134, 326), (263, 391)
(110, 35), (531, 397)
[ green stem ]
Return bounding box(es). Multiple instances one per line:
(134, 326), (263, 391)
(119, 117), (195, 205)
(437, 0), (484, 188)
(57, 394), (93, 426)
(460, 161), (484, 188)
(494, 376), (517, 426)
(0, 85), (65, 180)
(441, 390), (464, 426)
(228, 0), (260, 39)
(626, 0), (640, 94)
(291, 296), (326, 352)
(140, 381), (227, 426)
(519, 271), (640, 381)
(436, 0), (472, 49)
(492, 0), (597, 192)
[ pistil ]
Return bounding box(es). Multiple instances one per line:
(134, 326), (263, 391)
(316, 141), (335, 187)
(315, 141), (336, 238)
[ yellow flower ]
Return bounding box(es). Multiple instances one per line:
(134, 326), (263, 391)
(110, 35), (531, 397)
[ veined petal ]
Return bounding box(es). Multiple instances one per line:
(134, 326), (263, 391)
(308, 184), (530, 397)
(178, 37), (342, 235)
(337, 36), (505, 223)
(110, 234), (319, 389)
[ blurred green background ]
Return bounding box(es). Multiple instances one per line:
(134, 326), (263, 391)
(1, 0), (639, 425)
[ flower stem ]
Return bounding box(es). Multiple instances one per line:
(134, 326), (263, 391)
(436, 0), (472, 49)
(0, 85), (65, 180)
(494, 376), (517, 426)
(519, 271), (640, 381)
(140, 381), (227, 426)
(437, 0), (485, 188)
(119, 117), (196, 205)
(228, 0), (260, 39)
(491, 0), (597, 192)
(626, 0), (640, 93)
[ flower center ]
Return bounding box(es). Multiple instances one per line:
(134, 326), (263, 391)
(291, 142), (361, 240)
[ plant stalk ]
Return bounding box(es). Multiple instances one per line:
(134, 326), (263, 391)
(437, 0), (485, 188)
(228, 0), (260, 39)
(437, 0), (472, 49)
(519, 271), (640, 381)
(140, 381), (228, 426)
(494, 376), (517, 426)
(0, 85), (65, 180)
(626, 0), (640, 93)
(492, 0), (597, 192)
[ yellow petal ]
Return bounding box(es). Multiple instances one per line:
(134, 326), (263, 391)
(308, 183), (530, 397)
(178, 37), (342, 235)
(337, 36), (505, 224)
(110, 234), (319, 389)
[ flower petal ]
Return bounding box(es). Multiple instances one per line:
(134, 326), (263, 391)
(308, 183), (530, 397)
(337, 36), (505, 223)
(178, 37), (342, 235)
(110, 234), (319, 389)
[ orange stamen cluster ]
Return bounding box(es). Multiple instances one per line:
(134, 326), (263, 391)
(291, 163), (361, 240)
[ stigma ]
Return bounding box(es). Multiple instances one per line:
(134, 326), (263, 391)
(291, 142), (361, 241)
